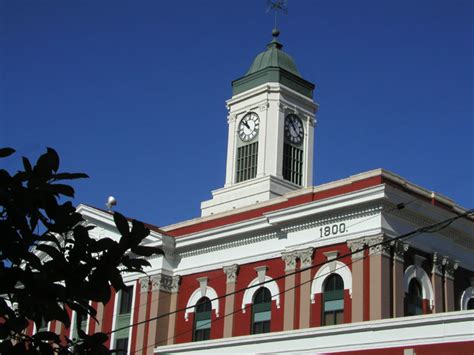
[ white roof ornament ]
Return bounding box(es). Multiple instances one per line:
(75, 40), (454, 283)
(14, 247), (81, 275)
(106, 196), (117, 212)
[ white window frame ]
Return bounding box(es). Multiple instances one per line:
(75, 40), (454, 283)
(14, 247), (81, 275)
(460, 287), (474, 310)
(311, 261), (352, 303)
(241, 276), (280, 313)
(403, 265), (434, 308)
(185, 286), (219, 321)
(110, 281), (136, 355)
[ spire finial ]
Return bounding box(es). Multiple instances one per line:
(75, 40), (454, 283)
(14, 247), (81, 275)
(266, 0), (288, 34)
(272, 28), (280, 39)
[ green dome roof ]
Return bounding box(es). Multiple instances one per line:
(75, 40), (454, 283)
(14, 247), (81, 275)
(232, 29), (314, 98)
(246, 31), (301, 77)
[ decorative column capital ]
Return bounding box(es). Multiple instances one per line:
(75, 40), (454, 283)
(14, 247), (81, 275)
(170, 275), (181, 293)
(444, 257), (459, 280)
(347, 237), (365, 260)
(391, 240), (409, 263)
(366, 235), (390, 257)
(150, 274), (162, 292)
(297, 247), (314, 269)
(223, 264), (239, 283)
(139, 277), (150, 293)
(281, 251), (298, 272)
(432, 252), (445, 276)
(150, 274), (180, 293)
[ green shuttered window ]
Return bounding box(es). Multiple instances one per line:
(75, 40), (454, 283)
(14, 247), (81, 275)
(252, 287), (271, 334)
(114, 285), (133, 353)
(193, 297), (212, 341)
(406, 279), (423, 316)
(322, 274), (344, 326)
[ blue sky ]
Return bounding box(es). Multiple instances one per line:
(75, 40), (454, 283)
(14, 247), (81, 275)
(1, 0), (472, 227)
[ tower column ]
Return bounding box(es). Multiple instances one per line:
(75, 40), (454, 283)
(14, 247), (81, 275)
(281, 251), (297, 330)
(444, 258), (458, 312)
(224, 114), (237, 187)
(298, 247), (314, 329)
(431, 253), (444, 313)
(347, 238), (366, 323)
(392, 241), (409, 317)
(145, 274), (180, 354)
(166, 276), (180, 345)
(367, 235), (391, 320)
(222, 265), (239, 337)
(133, 277), (150, 353)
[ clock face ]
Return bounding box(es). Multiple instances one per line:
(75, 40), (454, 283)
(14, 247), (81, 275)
(285, 114), (304, 145)
(238, 112), (260, 142)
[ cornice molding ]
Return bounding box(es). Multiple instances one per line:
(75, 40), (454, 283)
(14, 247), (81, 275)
(177, 230), (283, 258)
(387, 204), (473, 250)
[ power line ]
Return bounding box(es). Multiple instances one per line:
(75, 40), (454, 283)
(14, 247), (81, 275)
(103, 200), (415, 324)
(132, 208), (472, 353)
(111, 207), (473, 352)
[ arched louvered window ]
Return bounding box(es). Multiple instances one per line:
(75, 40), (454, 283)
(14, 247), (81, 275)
(252, 287), (271, 334)
(322, 274), (344, 325)
(406, 278), (423, 316)
(193, 297), (212, 341)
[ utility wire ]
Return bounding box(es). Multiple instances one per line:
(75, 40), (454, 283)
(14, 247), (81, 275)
(110, 208), (473, 344)
(67, 207), (472, 353)
(132, 208), (472, 353)
(104, 200), (414, 322)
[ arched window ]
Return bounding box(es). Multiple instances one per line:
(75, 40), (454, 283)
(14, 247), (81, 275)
(406, 278), (423, 316)
(193, 297), (212, 341)
(322, 274), (344, 326)
(252, 287), (271, 334)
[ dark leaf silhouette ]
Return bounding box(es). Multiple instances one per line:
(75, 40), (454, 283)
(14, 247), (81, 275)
(0, 147), (164, 354)
(0, 147), (15, 158)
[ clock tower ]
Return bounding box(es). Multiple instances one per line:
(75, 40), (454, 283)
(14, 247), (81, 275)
(201, 30), (318, 216)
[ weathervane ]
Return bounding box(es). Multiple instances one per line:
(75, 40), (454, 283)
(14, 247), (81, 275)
(266, 0), (288, 31)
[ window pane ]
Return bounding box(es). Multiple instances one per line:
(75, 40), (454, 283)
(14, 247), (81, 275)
(195, 319), (211, 330)
(119, 286), (133, 315)
(38, 318), (48, 331)
(115, 338), (128, 355)
(407, 279), (423, 316)
(254, 310), (271, 322)
(324, 299), (344, 312)
(335, 310), (344, 324)
(324, 312), (334, 326)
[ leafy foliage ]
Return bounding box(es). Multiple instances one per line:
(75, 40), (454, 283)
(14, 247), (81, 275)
(0, 148), (163, 354)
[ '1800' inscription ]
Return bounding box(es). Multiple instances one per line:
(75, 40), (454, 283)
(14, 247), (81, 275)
(319, 222), (347, 238)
